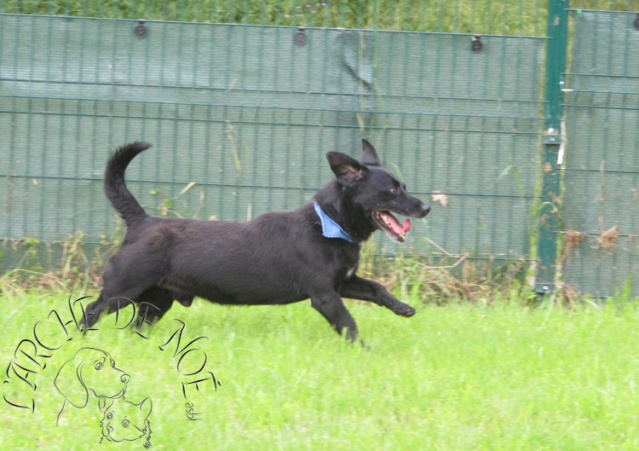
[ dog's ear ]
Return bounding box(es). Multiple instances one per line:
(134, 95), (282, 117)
(53, 357), (89, 408)
(326, 151), (368, 184)
(360, 138), (381, 166)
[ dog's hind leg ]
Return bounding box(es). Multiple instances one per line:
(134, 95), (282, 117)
(82, 275), (164, 328)
(82, 290), (148, 328)
(82, 247), (170, 327)
(339, 276), (416, 317)
(81, 293), (115, 328)
(134, 287), (174, 326)
(310, 292), (358, 342)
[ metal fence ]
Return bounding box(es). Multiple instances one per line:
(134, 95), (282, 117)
(562, 5), (639, 297)
(0, 1), (638, 298)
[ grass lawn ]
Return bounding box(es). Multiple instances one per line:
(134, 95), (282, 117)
(3, 0), (637, 37)
(2, 287), (639, 450)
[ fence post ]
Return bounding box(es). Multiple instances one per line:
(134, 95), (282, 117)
(536, 0), (568, 295)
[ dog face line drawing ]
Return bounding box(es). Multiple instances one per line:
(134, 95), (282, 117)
(54, 347), (130, 422)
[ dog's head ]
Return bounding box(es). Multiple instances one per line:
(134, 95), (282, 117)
(326, 139), (430, 242)
(54, 347), (130, 408)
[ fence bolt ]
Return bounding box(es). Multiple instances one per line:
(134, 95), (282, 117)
(135, 20), (147, 39)
(295, 27), (307, 46)
(471, 35), (483, 53)
(543, 127), (561, 145)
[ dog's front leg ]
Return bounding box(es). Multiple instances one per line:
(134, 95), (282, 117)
(339, 276), (416, 317)
(310, 292), (358, 342)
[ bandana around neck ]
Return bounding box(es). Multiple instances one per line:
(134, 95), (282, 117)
(313, 202), (357, 243)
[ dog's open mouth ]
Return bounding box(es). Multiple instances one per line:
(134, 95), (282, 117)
(374, 211), (412, 242)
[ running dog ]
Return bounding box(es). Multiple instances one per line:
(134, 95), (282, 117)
(82, 139), (430, 341)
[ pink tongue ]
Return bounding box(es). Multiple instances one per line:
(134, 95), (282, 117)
(386, 213), (411, 234)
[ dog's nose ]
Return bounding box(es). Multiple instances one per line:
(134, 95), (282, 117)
(121, 373), (130, 384)
(419, 202), (431, 217)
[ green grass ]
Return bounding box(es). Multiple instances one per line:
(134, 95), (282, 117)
(3, 287), (639, 449)
(1, 0), (638, 36)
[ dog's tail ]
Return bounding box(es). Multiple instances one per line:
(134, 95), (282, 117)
(105, 141), (152, 227)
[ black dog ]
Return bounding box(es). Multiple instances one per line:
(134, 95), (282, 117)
(82, 139), (430, 341)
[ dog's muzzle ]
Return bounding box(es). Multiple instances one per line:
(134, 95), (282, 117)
(417, 202), (431, 218)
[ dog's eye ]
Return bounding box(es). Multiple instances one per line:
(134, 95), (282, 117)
(106, 412), (113, 420)
(94, 361), (104, 370)
(389, 186), (399, 194)
(122, 419), (130, 428)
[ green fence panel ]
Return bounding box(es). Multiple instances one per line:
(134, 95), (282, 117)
(1, 17), (367, 248)
(369, 32), (544, 258)
(1, 14), (545, 272)
(562, 10), (639, 296)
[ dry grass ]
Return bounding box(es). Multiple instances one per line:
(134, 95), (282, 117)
(597, 225), (619, 250)
(1, 233), (536, 305)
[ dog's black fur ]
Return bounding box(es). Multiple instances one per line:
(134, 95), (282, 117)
(82, 139), (430, 341)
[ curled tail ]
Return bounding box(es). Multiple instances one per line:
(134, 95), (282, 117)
(105, 141), (152, 226)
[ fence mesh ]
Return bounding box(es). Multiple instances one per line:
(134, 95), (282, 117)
(562, 8), (639, 296)
(1, 1), (639, 297)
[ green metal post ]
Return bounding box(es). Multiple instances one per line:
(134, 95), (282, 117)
(536, 0), (569, 294)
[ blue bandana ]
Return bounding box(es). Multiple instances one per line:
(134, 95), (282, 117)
(313, 202), (357, 243)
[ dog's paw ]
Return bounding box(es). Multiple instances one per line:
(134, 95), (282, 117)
(396, 304), (416, 317)
(358, 339), (371, 351)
